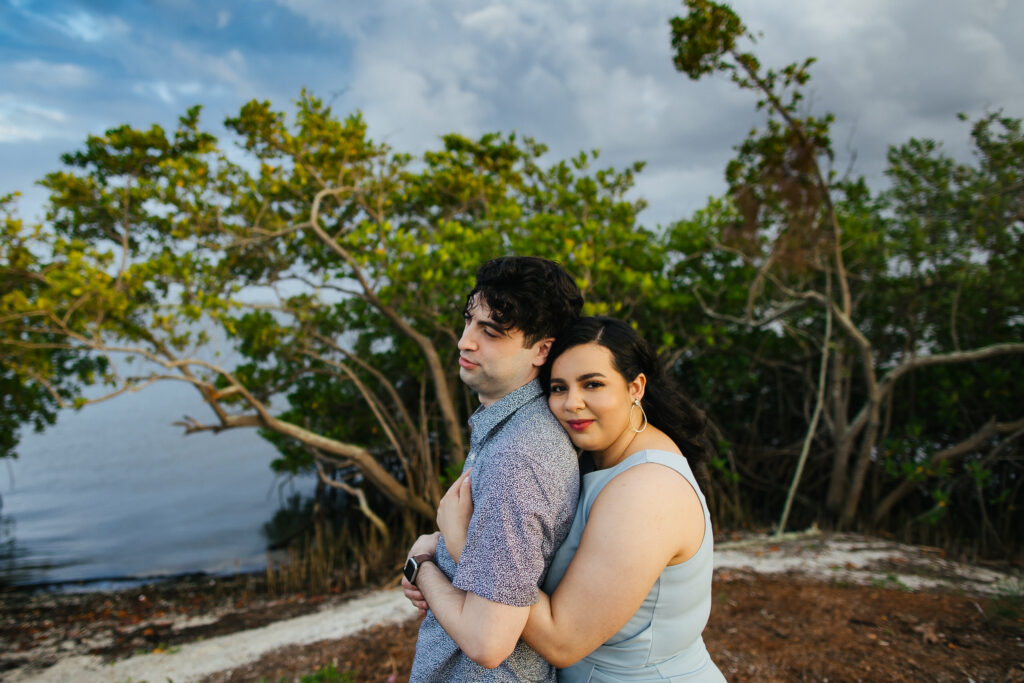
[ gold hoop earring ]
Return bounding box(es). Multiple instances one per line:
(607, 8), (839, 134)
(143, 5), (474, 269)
(630, 399), (648, 433)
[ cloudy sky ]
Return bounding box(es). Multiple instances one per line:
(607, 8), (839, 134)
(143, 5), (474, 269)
(2, 0), (1023, 228)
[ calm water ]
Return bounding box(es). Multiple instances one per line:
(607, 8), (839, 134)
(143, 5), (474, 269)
(0, 382), (316, 587)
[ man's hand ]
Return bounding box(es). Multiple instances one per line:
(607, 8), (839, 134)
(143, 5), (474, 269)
(402, 531), (439, 614)
(402, 577), (428, 614)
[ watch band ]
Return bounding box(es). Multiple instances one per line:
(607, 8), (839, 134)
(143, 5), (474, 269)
(406, 553), (435, 586)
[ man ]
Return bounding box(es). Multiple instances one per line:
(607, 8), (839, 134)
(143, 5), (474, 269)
(404, 256), (583, 681)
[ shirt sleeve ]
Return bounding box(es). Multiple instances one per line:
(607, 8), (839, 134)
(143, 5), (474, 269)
(452, 452), (557, 607)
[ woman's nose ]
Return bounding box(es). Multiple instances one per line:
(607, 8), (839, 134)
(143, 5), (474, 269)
(565, 387), (585, 411)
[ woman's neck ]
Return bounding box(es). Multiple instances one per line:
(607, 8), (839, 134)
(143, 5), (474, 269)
(591, 427), (642, 470)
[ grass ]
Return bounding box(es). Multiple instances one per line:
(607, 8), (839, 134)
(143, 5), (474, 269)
(992, 577), (1024, 624)
(265, 515), (416, 595)
(260, 663), (356, 682)
(870, 572), (910, 591)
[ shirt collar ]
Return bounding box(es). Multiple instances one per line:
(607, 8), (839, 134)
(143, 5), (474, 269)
(468, 378), (545, 449)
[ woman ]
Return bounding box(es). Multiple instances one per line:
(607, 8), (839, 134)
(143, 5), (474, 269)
(425, 316), (724, 681)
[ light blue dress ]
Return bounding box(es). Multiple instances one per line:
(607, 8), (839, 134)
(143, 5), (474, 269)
(542, 449), (725, 682)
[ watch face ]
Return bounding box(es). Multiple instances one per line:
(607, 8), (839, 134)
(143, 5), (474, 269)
(403, 557), (417, 583)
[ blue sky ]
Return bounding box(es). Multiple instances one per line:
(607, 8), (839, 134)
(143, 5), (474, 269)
(3, 0), (1023, 227)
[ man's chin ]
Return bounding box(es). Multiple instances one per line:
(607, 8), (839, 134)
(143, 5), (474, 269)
(459, 366), (478, 387)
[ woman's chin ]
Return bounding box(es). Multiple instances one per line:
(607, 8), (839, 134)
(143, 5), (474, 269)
(567, 433), (607, 452)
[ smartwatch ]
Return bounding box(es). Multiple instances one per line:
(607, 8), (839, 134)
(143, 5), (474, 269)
(403, 553), (434, 585)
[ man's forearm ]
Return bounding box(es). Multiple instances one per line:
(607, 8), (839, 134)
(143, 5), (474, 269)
(417, 561), (469, 627)
(417, 562), (528, 669)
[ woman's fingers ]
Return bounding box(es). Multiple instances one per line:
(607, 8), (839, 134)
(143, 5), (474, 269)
(441, 468), (471, 504)
(452, 467), (471, 494)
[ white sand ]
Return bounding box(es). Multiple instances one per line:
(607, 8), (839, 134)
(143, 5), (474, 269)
(8, 588), (415, 683)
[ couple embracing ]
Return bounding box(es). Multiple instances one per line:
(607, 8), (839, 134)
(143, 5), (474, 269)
(402, 257), (724, 682)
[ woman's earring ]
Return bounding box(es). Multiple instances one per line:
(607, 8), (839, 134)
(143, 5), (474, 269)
(630, 399), (648, 433)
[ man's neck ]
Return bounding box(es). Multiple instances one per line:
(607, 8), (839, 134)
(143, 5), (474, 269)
(477, 374), (539, 408)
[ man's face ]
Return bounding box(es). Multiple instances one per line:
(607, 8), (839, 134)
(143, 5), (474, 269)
(457, 295), (552, 407)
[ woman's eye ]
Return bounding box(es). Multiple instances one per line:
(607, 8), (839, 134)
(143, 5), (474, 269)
(585, 381), (604, 389)
(550, 385), (566, 393)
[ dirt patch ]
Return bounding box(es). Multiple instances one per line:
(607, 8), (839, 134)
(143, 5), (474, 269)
(201, 619), (422, 683)
(0, 573), (362, 675)
(205, 572), (1024, 683)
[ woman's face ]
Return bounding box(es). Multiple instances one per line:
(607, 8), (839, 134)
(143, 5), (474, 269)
(547, 342), (643, 453)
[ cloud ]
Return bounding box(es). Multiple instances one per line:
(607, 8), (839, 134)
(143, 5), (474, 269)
(5, 0), (1024, 230)
(166, 43), (253, 96)
(4, 60), (95, 88)
(269, 0), (762, 224)
(0, 98), (69, 143)
(132, 80), (208, 105)
(36, 8), (130, 44)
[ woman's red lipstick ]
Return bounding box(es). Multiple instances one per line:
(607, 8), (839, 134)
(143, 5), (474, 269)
(567, 419), (594, 431)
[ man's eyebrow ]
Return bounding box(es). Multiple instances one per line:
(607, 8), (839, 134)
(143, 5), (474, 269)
(479, 320), (510, 336)
(465, 314), (510, 336)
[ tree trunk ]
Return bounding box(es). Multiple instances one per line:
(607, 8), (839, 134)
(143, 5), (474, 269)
(839, 400), (881, 527)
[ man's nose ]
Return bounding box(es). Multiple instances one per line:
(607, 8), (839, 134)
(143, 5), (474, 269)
(457, 328), (475, 351)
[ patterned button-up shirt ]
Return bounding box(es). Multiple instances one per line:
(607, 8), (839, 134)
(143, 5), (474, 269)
(411, 379), (579, 682)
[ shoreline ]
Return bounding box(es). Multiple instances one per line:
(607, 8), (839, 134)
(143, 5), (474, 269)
(2, 569), (264, 596)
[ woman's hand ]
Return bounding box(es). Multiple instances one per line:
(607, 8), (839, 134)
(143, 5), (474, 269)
(437, 468), (474, 563)
(410, 531), (440, 558)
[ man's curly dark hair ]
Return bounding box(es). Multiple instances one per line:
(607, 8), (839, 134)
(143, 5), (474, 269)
(464, 257), (583, 346)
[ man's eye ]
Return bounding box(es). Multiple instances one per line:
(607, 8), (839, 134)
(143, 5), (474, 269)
(482, 329), (497, 339)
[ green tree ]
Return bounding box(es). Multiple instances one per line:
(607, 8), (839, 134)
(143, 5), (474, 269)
(667, 0), (1024, 531)
(1, 94), (665, 527)
(1, 193), (110, 459)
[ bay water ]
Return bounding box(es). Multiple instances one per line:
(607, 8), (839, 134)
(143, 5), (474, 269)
(0, 381), (317, 588)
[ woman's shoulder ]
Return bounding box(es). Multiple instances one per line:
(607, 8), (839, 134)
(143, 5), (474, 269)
(594, 452), (696, 508)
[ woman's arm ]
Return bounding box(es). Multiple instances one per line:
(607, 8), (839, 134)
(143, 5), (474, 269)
(521, 463), (706, 668)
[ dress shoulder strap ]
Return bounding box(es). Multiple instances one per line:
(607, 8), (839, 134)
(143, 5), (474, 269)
(584, 449), (701, 504)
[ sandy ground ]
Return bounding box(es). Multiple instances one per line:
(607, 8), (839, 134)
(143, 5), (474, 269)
(5, 589), (412, 682)
(4, 531), (1020, 682)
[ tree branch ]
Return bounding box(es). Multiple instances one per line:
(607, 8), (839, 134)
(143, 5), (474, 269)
(304, 185), (465, 462)
(314, 459), (390, 541)
(872, 416), (1024, 524)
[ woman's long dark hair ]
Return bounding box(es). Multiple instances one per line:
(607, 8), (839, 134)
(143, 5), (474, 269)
(541, 316), (711, 484)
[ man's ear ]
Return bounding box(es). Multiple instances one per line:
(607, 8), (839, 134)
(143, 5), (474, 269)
(532, 337), (555, 367)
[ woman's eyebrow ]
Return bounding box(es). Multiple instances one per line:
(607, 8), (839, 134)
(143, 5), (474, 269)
(575, 372), (606, 381)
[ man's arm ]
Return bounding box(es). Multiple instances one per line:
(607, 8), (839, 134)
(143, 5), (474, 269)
(415, 561), (530, 669)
